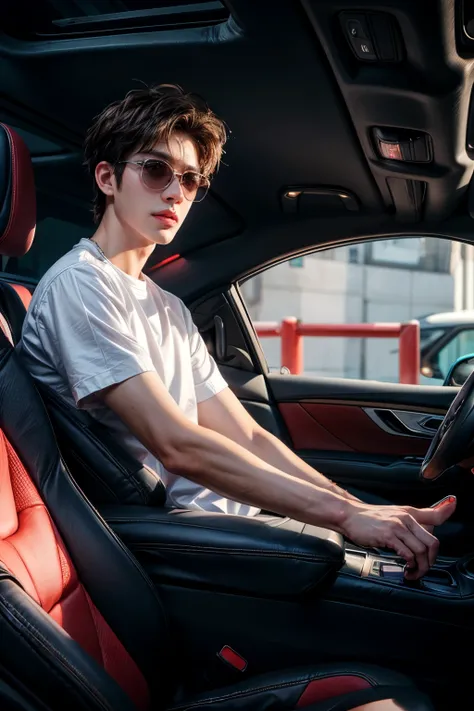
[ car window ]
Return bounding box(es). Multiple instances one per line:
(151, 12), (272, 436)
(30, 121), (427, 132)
(435, 330), (474, 382)
(239, 236), (458, 384)
(420, 328), (446, 349)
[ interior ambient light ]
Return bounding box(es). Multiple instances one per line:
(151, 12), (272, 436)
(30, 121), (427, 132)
(373, 127), (432, 163)
(285, 191), (302, 199)
(151, 254), (181, 271)
(378, 141), (403, 161)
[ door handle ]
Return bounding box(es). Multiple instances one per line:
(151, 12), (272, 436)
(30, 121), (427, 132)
(364, 408), (444, 438)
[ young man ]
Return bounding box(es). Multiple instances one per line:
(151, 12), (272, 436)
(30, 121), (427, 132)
(18, 84), (454, 580)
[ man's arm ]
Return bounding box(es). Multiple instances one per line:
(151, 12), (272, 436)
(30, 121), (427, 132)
(197, 387), (361, 502)
(102, 371), (455, 579)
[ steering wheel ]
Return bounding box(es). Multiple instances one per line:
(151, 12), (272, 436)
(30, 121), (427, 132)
(421, 368), (474, 480)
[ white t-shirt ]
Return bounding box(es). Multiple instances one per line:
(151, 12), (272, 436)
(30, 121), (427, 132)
(18, 237), (260, 515)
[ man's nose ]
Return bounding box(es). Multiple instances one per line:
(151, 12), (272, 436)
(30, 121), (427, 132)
(163, 175), (184, 203)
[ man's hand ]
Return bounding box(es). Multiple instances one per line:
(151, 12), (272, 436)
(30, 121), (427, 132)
(341, 497), (456, 579)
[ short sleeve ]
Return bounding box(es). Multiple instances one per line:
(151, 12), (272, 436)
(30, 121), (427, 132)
(35, 266), (155, 406)
(181, 304), (228, 403)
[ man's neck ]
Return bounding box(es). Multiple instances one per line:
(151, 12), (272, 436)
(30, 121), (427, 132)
(91, 210), (156, 280)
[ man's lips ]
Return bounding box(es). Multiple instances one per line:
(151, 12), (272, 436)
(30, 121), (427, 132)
(152, 211), (178, 227)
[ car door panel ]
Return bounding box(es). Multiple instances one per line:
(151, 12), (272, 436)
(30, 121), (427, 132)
(278, 402), (430, 456)
(301, 453), (425, 490)
(268, 374), (457, 410)
(194, 294), (459, 500)
(268, 375), (462, 500)
(221, 365), (460, 500)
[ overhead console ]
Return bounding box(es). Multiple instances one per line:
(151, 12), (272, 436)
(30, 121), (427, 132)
(301, 0), (474, 225)
(339, 10), (404, 63)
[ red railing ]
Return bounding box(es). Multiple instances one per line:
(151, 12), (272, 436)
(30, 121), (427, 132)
(255, 318), (420, 384)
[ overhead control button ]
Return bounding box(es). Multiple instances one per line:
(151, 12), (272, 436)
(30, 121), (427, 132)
(340, 11), (404, 63)
(351, 37), (377, 60)
(342, 13), (377, 61)
(346, 19), (368, 39)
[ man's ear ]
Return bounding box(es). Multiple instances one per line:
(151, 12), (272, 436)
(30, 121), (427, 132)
(95, 161), (115, 197)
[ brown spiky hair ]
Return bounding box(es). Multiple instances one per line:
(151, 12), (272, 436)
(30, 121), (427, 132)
(83, 83), (227, 223)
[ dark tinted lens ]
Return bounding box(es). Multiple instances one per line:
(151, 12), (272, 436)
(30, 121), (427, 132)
(181, 171), (203, 195)
(142, 160), (173, 189)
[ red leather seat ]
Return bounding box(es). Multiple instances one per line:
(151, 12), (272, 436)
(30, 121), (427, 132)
(0, 123), (434, 711)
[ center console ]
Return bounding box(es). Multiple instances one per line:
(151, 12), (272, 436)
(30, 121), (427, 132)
(343, 547), (464, 595)
(102, 505), (474, 693)
(329, 544), (474, 629)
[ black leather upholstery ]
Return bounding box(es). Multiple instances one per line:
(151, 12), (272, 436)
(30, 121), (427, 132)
(0, 677), (48, 711)
(0, 315), (433, 710)
(168, 665), (431, 711)
(102, 506), (344, 598)
(37, 382), (166, 507)
(0, 281), (30, 348)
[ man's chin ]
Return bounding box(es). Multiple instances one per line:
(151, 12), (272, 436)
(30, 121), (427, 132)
(153, 230), (177, 246)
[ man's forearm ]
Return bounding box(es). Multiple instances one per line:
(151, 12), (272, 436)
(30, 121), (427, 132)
(164, 422), (354, 531)
(249, 427), (362, 503)
(103, 372), (357, 529)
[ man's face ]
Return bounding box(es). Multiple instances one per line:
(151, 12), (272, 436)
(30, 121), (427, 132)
(108, 133), (201, 246)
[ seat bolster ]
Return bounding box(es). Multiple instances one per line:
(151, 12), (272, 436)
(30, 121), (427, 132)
(169, 664), (414, 711)
(0, 577), (136, 711)
(38, 383), (166, 507)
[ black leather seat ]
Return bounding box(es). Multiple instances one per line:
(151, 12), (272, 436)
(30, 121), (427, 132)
(0, 125), (434, 711)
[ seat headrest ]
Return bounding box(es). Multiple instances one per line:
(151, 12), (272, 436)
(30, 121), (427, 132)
(0, 124), (36, 257)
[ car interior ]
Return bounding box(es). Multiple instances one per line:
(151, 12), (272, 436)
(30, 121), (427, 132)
(2, 0), (474, 709)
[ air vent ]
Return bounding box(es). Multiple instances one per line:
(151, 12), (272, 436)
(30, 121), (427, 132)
(1, 1), (230, 41)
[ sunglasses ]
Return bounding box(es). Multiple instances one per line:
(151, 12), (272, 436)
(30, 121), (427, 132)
(117, 158), (210, 203)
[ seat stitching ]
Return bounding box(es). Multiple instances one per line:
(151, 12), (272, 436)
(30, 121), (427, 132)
(106, 515), (337, 553)
(128, 541), (335, 562)
(0, 594), (115, 711)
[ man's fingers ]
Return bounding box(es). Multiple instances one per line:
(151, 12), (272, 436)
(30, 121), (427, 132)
(396, 528), (430, 578)
(408, 496), (456, 527)
(405, 517), (439, 567)
(388, 537), (415, 570)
